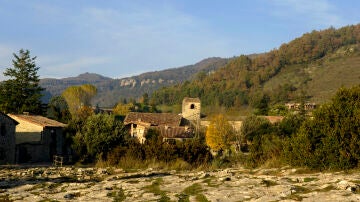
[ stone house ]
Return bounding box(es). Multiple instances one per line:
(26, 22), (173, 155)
(124, 112), (188, 143)
(200, 116), (284, 133)
(285, 102), (316, 111)
(8, 114), (67, 163)
(159, 126), (194, 142)
(124, 97), (201, 143)
(0, 112), (18, 164)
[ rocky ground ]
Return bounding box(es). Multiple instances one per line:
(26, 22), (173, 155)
(0, 165), (360, 201)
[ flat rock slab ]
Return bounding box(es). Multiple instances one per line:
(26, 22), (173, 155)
(1, 166), (360, 201)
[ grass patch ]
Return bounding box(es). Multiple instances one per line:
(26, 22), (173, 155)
(38, 199), (59, 202)
(303, 177), (319, 182)
(48, 182), (62, 190)
(107, 187), (126, 202)
(292, 168), (318, 175)
(126, 180), (140, 184)
(202, 178), (220, 188)
(291, 185), (311, 194)
(143, 178), (171, 202)
(261, 179), (278, 187)
(316, 185), (335, 192)
(195, 194), (210, 202)
(178, 183), (210, 202)
(282, 177), (299, 183)
(30, 192), (41, 196)
(183, 183), (203, 195)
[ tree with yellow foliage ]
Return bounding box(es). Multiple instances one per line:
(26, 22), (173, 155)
(62, 84), (97, 119)
(113, 102), (135, 116)
(205, 114), (235, 154)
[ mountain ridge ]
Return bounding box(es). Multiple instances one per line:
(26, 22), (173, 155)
(40, 57), (229, 106)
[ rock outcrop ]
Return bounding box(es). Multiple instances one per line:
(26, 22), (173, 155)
(0, 166), (360, 201)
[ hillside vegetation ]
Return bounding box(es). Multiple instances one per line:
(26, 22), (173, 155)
(151, 24), (360, 113)
(40, 57), (229, 107)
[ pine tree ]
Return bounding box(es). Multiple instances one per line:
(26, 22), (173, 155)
(0, 49), (44, 114)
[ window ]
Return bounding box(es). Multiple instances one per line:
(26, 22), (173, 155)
(190, 104), (195, 109)
(0, 124), (5, 136)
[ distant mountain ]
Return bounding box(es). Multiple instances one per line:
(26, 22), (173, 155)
(40, 57), (229, 106)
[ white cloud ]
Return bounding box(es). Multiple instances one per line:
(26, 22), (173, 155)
(270, 0), (344, 27)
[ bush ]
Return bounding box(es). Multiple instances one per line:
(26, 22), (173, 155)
(248, 134), (283, 167)
(284, 85), (360, 170)
(71, 114), (129, 162)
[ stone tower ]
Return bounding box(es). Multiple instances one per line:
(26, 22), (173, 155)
(182, 97), (201, 122)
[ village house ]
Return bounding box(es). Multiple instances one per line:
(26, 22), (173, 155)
(124, 97), (201, 143)
(124, 112), (191, 143)
(285, 102), (316, 111)
(0, 112), (18, 164)
(200, 116), (284, 133)
(8, 114), (67, 163)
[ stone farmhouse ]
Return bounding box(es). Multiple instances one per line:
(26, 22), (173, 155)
(0, 112), (18, 164)
(124, 97), (200, 143)
(8, 114), (67, 163)
(285, 102), (317, 111)
(200, 116), (284, 133)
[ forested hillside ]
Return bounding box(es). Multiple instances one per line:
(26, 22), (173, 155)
(40, 57), (229, 106)
(151, 24), (360, 113)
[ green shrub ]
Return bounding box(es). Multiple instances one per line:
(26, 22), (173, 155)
(284, 85), (360, 170)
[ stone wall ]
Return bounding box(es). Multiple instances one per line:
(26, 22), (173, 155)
(0, 114), (16, 164)
(182, 98), (201, 122)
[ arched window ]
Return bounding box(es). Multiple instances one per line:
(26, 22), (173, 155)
(190, 104), (195, 109)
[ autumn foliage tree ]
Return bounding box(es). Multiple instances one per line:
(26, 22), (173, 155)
(113, 102), (134, 116)
(62, 84), (97, 119)
(205, 114), (235, 154)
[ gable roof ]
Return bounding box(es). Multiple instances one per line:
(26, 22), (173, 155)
(158, 126), (194, 139)
(8, 114), (66, 128)
(124, 112), (182, 127)
(0, 112), (19, 125)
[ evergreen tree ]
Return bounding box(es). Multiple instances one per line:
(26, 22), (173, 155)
(0, 49), (44, 114)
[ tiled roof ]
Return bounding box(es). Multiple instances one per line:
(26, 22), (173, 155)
(124, 112), (182, 126)
(183, 97), (200, 103)
(158, 126), (194, 139)
(8, 114), (66, 127)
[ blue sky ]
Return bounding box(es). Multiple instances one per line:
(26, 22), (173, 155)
(0, 0), (359, 80)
